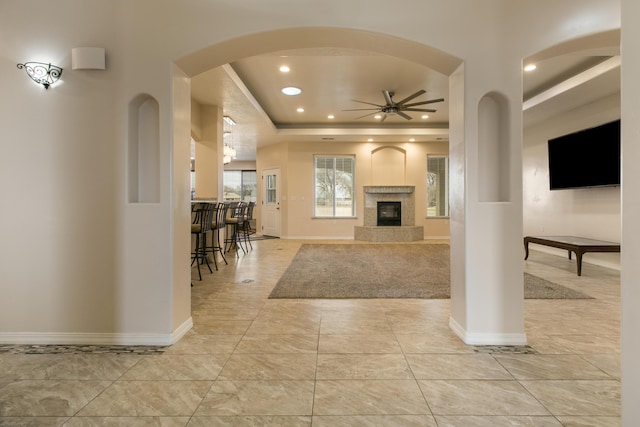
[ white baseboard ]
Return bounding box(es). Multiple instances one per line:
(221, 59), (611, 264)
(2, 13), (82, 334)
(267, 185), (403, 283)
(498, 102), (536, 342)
(449, 316), (527, 346)
(0, 317), (193, 346)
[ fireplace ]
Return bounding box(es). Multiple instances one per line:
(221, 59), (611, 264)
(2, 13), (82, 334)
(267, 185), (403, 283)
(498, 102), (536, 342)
(377, 201), (401, 226)
(354, 185), (423, 242)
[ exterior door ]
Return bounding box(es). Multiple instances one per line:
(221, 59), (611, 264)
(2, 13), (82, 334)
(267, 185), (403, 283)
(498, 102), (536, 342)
(261, 168), (281, 237)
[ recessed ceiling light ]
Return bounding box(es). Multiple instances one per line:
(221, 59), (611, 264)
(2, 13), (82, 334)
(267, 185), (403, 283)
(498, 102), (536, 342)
(374, 114), (382, 120)
(282, 86), (302, 96)
(421, 114), (429, 119)
(409, 138), (416, 142)
(524, 64), (537, 72)
(297, 107), (304, 113)
(327, 114), (335, 119)
(367, 138), (374, 142)
(279, 65), (290, 73)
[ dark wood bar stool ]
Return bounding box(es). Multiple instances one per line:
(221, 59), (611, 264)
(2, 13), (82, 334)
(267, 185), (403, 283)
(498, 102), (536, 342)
(206, 202), (228, 270)
(225, 201), (248, 255)
(191, 202), (215, 280)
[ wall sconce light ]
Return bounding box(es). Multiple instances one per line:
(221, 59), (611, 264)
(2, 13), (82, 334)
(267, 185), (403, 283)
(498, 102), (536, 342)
(16, 62), (63, 89)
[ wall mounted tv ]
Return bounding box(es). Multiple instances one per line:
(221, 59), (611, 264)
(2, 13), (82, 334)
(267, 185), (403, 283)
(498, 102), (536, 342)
(547, 119), (620, 190)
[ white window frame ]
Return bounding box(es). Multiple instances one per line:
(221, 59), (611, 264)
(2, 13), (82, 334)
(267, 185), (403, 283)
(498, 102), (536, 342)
(313, 155), (356, 218)
(427, 155), (450, 218)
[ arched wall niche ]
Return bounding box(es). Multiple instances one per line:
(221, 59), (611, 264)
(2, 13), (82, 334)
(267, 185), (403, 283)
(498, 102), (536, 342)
(370, 146), (407, 186)
(477, 91), (510, 203)
(128, 93), (160, 203)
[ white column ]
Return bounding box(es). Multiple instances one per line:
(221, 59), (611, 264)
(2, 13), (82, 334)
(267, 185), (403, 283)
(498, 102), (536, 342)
(449, 56), (526, 345)
(195, 105), (223, 200)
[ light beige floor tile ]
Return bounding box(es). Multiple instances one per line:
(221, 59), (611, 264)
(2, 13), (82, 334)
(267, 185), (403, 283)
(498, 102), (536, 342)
(406, 354), (512, 379)
(218, 354), (317, 380)
(245, 318), (320, 335)
(319, 317), (393, 335)
(120, 354), (228, 380)
(418, 380), (550, 416)
(395, 333), (475, 354)
(191, 320), (252, 335)
(434, 416), (563, 426)
(186, 415), (311, 426)
(520, 380), (620, 416)
(163, 334), (243, 355)
(195, 380), (315, 416)
(316, 354), (413, 379)
(0, 417), (70, 426)
(234, 334), (318, 353)
(318, 334), (401, 353)
(494, 354), (613, 380)
(62, 417), (190, 426)
(0, 380), (111, 416)
(313, 379), (430, 415)
(311, 414), (437, 426)
(544, 335), (620, 354)
(581, 354), (620, 379)
(556, 416), (621, 426)
(77, 381), (212, 416)
(0, 354), (141, 381)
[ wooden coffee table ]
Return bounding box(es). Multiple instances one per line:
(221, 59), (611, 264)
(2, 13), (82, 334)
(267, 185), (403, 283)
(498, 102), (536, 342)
(524, 236), (620, 276)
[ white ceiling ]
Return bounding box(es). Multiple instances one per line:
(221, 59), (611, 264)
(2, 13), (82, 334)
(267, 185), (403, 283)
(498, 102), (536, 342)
(190, 47), (620, 162)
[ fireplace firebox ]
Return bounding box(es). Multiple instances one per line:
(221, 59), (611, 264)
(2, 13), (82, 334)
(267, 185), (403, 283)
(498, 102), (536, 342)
(377, 201), (401, 226)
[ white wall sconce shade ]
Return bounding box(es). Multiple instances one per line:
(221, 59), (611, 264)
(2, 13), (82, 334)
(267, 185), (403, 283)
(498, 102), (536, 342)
(16, 62), (63, 89)
(71, 47), (106, 70)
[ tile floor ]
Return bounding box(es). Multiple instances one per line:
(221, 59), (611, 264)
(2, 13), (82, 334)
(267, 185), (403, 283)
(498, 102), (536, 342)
(0, 239), (621, 426)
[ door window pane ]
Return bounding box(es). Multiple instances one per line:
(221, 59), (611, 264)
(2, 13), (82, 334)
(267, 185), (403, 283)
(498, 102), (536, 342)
(266, 173), (277, 204)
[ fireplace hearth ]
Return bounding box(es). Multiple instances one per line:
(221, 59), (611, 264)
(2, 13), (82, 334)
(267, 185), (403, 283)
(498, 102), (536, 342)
(377, 201), (401, 226)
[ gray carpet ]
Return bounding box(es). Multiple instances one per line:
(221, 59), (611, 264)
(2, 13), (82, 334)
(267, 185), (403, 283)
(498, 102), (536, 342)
(268, 243), (593, 300)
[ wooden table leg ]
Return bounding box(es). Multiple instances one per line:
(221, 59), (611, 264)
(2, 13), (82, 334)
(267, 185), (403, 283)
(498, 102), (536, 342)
(576, 251), (584, 276)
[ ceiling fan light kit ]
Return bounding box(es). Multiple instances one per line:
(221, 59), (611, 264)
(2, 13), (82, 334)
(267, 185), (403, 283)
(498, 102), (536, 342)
(344, 89), (444, 122)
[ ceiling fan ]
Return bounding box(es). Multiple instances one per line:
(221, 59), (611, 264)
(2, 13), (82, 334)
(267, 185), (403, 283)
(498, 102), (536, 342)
(344, 89), (444, 122)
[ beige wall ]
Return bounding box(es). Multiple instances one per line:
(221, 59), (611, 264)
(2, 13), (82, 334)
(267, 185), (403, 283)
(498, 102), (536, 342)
(257, 139), (450, 239)
(523, 93), (621, 269)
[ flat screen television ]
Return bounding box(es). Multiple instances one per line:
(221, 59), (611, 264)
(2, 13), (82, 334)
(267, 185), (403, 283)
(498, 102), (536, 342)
(547, 119), (620, 190)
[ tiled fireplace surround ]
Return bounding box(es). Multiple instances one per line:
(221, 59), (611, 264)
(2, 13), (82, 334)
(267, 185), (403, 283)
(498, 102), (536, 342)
(354, 185), (424, 242)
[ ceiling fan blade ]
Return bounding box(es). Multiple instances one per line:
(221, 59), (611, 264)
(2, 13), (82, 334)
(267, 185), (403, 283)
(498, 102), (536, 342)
(352, 99), (384, 108)
(354, 111), (382, 120)
(397, 111), (413, 120)
(396, 89), (426, 105)
(403, 98), (445, 107)
(383, 90), (394, 105)
(403, 108), (437, 113)
(343, 108), (381, 111)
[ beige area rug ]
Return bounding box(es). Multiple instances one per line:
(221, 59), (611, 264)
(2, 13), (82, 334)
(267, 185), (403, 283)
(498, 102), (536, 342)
(268, 243), (593, 299)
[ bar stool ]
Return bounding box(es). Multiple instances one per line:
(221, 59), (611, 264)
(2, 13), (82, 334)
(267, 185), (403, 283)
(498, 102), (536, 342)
(225, 201), (247, 255)
(206, 202), (228, 270)
(191, 202), (215, 280)
(237, 201), (255, 251)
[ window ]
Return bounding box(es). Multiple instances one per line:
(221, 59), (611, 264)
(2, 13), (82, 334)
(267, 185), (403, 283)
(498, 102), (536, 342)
(314, 155), (355, 217)
(427, 155), (449, 217)
(223, 170), (257, 202)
